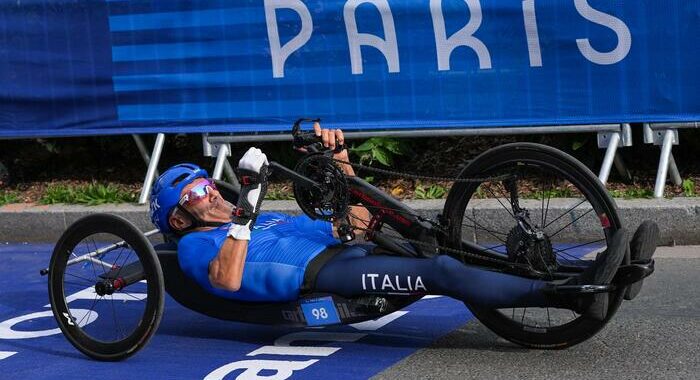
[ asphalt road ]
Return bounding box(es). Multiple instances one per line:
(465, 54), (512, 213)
(374, 246), (700, 380)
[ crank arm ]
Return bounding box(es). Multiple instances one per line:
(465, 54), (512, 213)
(541, 283), (615, 295)
(612, 259), (655, 286)
(269, 161), (324, 192)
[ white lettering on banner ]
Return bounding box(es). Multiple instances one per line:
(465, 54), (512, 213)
(0, 310), (97, 339)
(264, 0), (314, 78)
(574, 0), (631, 65)
(204, 359), (318, 380)
(0, 351), (17, 361)
(248, 332), (366, 357)
(522, 0), (542, 67)
(344, 0), (400, 75)
(430, 0), (492, 70)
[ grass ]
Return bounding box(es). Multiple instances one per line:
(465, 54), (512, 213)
(608, 188), (654, 199)
(0, 191), (19, 206)
(414, 182), (447, 199)
(39, 183), (138, 205)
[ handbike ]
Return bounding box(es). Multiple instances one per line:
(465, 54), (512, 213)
(43, 119), (654, 360)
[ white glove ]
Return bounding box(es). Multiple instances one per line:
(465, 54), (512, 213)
(228, 147), (269, 240)
(237, 147), (268, 215)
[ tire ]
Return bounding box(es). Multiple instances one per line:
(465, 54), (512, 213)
(48, 214), (164, 361)
(442, 143), (627, 349)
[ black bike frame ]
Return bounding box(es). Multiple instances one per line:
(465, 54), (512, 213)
(346, 175), (509, 263)
(270, 160), (508, 264)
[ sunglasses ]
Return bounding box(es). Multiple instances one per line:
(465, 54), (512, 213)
(178, 178), (217, 207)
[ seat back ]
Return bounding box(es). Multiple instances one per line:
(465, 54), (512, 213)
(153, 244), (420, 326)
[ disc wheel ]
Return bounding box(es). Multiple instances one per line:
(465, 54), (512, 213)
(442, 143), (627, 349)
(48, 214), (164, 361)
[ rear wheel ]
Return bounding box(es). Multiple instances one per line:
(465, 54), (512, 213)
(48, 214), (164, 361)
(442, 143), (627, 348)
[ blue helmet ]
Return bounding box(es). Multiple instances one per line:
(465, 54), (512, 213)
(150, 163), (209, 234)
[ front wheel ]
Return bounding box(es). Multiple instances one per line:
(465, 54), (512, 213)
(48, 214), (164, 361)
(442, 143), (626, 349)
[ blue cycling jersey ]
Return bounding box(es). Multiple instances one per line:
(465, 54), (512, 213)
(177, 212), (339, 302)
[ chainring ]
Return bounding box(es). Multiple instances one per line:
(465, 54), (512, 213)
(293, 154), (349, 221)
(505, 225), (557, 273)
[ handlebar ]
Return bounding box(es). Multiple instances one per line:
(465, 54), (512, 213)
(292, 118), (345, 154)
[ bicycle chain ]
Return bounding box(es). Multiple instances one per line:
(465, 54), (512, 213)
(331, 158), (510, 183)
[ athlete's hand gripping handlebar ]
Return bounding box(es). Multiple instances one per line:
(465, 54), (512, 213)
(292, 118), (346, 154)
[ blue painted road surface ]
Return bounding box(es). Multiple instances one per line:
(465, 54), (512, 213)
(0, 243), (473, 379)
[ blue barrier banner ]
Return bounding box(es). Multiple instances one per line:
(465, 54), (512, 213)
(0, 0), (698, 138)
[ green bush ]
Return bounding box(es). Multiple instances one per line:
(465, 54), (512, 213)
(0, 191), (19, 206)
(40, 183), (137, 205)
(414, 182), (447, 199)
(682, 178), (695, 197)
(349, 137), (410, 167)
(609, 188), (654, 199)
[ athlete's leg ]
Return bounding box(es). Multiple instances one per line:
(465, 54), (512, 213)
(314, 244), (551, 308)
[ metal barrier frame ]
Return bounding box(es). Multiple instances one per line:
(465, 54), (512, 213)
(138, 123), (630, 204)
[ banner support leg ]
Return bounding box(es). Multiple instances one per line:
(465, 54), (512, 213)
(613, 153), (632, 183)
(212, 144), (230, 181)
(668, 153), (682, 186)
(598, 132), (620, 186)
(132, 135), (159, 178)
(223, 160), (241, 191)
(138, 133), (165, 205)
(654, 129), (676, 198)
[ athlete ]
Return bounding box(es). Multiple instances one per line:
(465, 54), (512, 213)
(149, 123), (657, 321)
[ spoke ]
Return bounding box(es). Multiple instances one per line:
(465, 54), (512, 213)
(553, 238), (606, 254)
(63, 280), (94, 288)
(546, 307), (551, 327)
(83, 240), (100, 282)
(109, 244), (129, 277)
(90, 238), (107, 276)
(543, 199), (587, 229)
(119, 291), (147, 303)
(544, 182), (553, 227)
(461, 214), (508, 245)
(109, 295), (124, 339)
(484, 183), (515, 218)
(64, 271), (96, 284)
(549, 208), (594, 238)
(77, 294), (100, 327)
(541, 176), (553, 228)
(113, 250), (134, 281)
(460, 224), (508, 236)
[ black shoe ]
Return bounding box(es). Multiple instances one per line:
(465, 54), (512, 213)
(624, 221), (660, 300)
(550, 229), (629, 320)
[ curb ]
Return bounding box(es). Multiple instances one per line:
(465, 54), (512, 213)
(1, 198), (698, 244)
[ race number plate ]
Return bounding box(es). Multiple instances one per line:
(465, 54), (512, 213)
(301, 296), (341, 326)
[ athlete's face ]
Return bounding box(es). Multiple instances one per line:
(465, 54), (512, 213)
(169, 178), (234, 231)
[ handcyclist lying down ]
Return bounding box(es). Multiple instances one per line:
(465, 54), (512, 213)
(149, 123), (658, 321)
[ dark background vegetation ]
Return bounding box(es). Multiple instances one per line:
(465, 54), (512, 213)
(0, 125), (698, 201)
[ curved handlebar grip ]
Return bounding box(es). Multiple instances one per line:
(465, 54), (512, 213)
(292, 118), (345, 154)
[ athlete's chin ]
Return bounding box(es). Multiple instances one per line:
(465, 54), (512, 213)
(205, 199), (235, 222)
